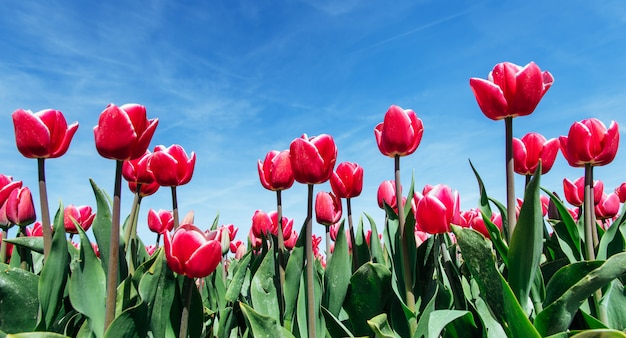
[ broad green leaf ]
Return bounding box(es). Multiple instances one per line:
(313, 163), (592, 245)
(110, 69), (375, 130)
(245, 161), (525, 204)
(137, 250), (177, 338)
(601, 279), (626, 331)
(323, 221), (350, 317)
(597, 208), (625, 261)
(367, 313), (399, 338)
(239, 302), (294, 338)
(4, 236), (44, 254)
(508, 165), (543, 315)
(321, 306), (355, 338)
(90, 179), (112, 276)
(6, 333), (71, 338)
(225, 251), (252, 302)
(535, 252), (626, 335)
(283, 220), (307, 330)
(250, 245), (279, 322)
(0, 263), (39, 334)
(344, 262), (392, 337)
(353, 216), (371, 270)
(416, 310), (472, 338)
(365, 213), (386, 266)
(570, 329), (626, 337)
(481, 211), (509, 266)
(543, 260), (603, 307)
(103, 301), (148, 338)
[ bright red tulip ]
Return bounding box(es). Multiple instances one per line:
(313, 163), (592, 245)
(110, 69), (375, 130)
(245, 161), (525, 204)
(0, 175), (22, 208)
(93, 103), (158, 161)
(289, 134), (337, 184)
(513, 132), (559, 175)
(415, 184), (461, 234)
(63, 204), (95, 234)
(377, 180), (400, 209)
(258, 150), (294, 191)
(147, 209), (174, 234)
(5, 187), (36, 226)
(123, 151), (155, 185)
(559, 118), (619, 167)
(615, 183), (626, 203)
(315, 191), (342, 226)
(330, 162), (363, 199)
(374, 105), (423, 157)
(469, 62), (553, 120)
(563, 177), (603, 207)
(164, 223), (222, 278)
(150, 144), (196, 187)
(250, 210), (293, 244)
(12, 109), (79, 159)
(595, 193), (620, 220)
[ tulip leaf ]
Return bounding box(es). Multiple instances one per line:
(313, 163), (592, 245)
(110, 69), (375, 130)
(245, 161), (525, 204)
(239, 302), (295, 338)
(508, 164), (543, 315)
(601, 279), (626, 331)
(283, 219), (307, 330)
(597, 203), (626, 261)
(469, 159), (493, 218)
(5, 333), (72, 338)
(90, 179), (113, 275)
(365, 213), (386, 266)
(344, 262), (392, 337)
(137, 250), (178, 338)
(480, 211), (509, 266)
(251, 241), (279, 322)
(103, 300), (148, 338)
(323, 220), (350, 317)
(570, 330), (626, 338)
(69, 223), (106, 338)
(367, 313), (399, 338)
(321, 306), (355, 338)
(36, 205), (70, 331)
(225, 251), (252, 302)
(543, 260), (604, 308)
(0, 263), (39, 334)
(543, 188), (582, 261)
(4, 236), (44, 253)
(535, 252), (626, 336)
(353, 216), (371, 270)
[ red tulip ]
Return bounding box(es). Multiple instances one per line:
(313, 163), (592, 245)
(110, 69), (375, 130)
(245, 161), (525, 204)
(377, 180), (400, 209)
(374, 105), (423, 157)
(258, 150), (294, 191)
(284, 230), (298, 250)
(0, 175), (22, 207)
(128, 181), (160, 197)
(250, 210), (293, 247)
(145, 245), (157, 256)
(164, 223), (222, 278)
(220, 224), (238, 241)
(563, 177), (603, 207)
(461, 208), (502, 238)
(150, 144), (196, 187)
(12, 109), (79, 158)
(230, 240), (246, 259)
(315, 191), (342, 226)
(93, 103), (158, 161)
(123, 151), (155, 185)
(147, 209), (174, 234)
(469, 62), (554, 120)
(330, 162), (364, 199)
(63, 204), (95, 234)
(415, 184), (461, 234)
(615, 183), (626, 203)
(595, 193), (620, 220)
(559, 118), (619, 167)
(289, 134), (337, 184)
(5, 186), (36, 226)
(513, 132), (559, 175)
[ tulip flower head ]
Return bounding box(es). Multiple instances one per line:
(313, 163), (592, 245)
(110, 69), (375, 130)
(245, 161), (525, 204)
(559, 118), (619, 167)
(615, 183), (626, 203)
(164, 223), (222, 278)
(414, 184), (461, 234)
(63, 204), (96, 234)
(513, 132), (559, 175)
(12, 109), (79, 159)
(563, 177), (603, 207)
(284, 230), (298, 250)
(469, 62), (554, 120)
(147, 209), (175, 234)
(93, 103), (158, 161)
(5, 186), (36, 227)
(377, 180), (400, 210)
(123, 151), (156, 185)
(315, 191), (342, 226)
(0, 175), (22, 208)
(330, 162), (364, 199)
(289, 134), (337, 185)
(374, 105), (423, 157)
(258, 150), (294, 191)
(150, 144), (196, 187)
(251, 210), (293, 240)
(595, 193), (620, 220)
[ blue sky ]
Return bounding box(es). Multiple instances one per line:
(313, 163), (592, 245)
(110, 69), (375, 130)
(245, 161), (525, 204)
(1, 0), (626, 246)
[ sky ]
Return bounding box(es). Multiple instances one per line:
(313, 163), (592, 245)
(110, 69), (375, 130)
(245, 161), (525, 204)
(1, 0), (626, 247)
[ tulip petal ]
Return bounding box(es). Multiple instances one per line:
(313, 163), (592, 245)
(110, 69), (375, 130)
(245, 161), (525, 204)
(594, 121), (619, 166)
(509, 62), (544, 117)
(185, 240), (222, 278)
(469, 78), (508, 120)
(13, 109), (52, 158)
(94, 104), (137, 160)
(512, 137), (528, 174)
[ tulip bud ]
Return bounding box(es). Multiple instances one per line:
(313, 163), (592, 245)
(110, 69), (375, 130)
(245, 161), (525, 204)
(150, 144), (196, 187)
(513, 132), (559, 175)
(330, 162), (363, 199)
(374, 105), (423, 157)
(5, 187), (36, 226)
(315, 191), (342, 226)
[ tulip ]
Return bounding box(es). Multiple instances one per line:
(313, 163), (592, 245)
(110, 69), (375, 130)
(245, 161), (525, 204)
(563, 177), (603, 207)
(0, 175), (22, 210)
(230, 240), (246, 259)
(128, 181), (160, 197)
(147, 209), (174, 234)
(615, 183), (626, 203)
(289, 134), (337, 184)
(145, 244), (157, 256)
(220, 224), (238, 241)
(63, 204), (96, 234)
(123, 151), (156, 185)
(415, 184), (461, 234)
(559, 118), (619, 167)
(30, 221), (44, 236)
(595, 193), (620, 220)
(315, 191), (342, 226)
(461, 208), (502, 239)
(469, 62), (554, 120)
(150, 145), (196, 187)
(12, 109), (79, 159)
(163, 223), (222, 278)
(251, 210), (293, 240)
(258, 150), (294, 191)
(330, 162), (364, 199)
(513, 132), (559, 175)
(284, 230), (298, 250)
(93, 103), (159, 161)
(377, 180), (400, 210)
(5, 187), (36, 226)
(374, 105), (423, 157)
(1, 231), (13, 263)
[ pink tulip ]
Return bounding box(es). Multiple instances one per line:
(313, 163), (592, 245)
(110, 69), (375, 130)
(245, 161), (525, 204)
(250, 210), (293, 242)
(330, 162), (364, 199)
(595, 193), (620, 220)
(315, 191), (342, 226)
(12, 109), (78, 158)
(93, 103), (158, 161)
(559, 118), (619, 167)
(164, 223), (222, 278)
(147, 209), (174, 234)
(258, 150), (294, 191)
(563, 177), (603, 207)
(374, 105), (423, 157)
(415, 184), (461, 234)
(289, 134), (337, 185)
(377, 180), (400, 209)
(615, 183), (626, 203)
(461, 208), (502, 239)
(5, 187), (36, 226)
(150, 144), (196, 187)
(230, 240), (246, 259)
(145, 244), (157, 256)
(0, 175), (22, 208)
(123, 151), (156, 185)
(284, 230), (298, 250)
(469, 62), (553, 120)
(513, 132), (559, 175)
(63, 204), (96, 234)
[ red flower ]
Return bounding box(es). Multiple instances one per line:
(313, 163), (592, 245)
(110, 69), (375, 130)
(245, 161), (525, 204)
(330, 162), (364, 199)
(12, 109), (79, 158)
(469, 62), (553, 120)
(315, 191), (342, 226)
(563, 177), (603, 207)
(289, 134), (337, 185)
(230, 240), (246, 259)
(123, 151), (156, 185)
(374, 105), (423, 157)
(5, 186), (36, 226)
(128, 181), (160, 197)
(615, 183), (626, 203)
(377, 180), (400, 210)
(164, 223), (222, 278)
(258, 150), (294, 191)
(93, 103), (158, 161)
(284, 230), (298, 250)
(461, 208), (502, 239)
(513, 132), (559, 175)
(64, 204), (96, 234)
(559, 118), (619, 167)
(250, 210), (293, 248)
(414, 184), (461, 234)
(595, 193), (620, 220)
(147, 209), (174, 234)
(150, 144), (196, 187)
(0, 175), (22, 208)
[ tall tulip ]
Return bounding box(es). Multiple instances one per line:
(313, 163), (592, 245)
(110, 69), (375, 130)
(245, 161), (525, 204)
(315, 191), (342, 258)
(513, 132), (559, 178)
(258, 150), (294, 191)
(63, 204), (96, 235)
(330, 161), (363, 269)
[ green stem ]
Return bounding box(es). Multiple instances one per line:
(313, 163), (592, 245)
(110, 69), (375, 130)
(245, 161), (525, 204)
(325, 225), (331, 262)
(276, 190), (286, 324)
(104, 160), (123, 332)
(171, 186), (180, 229)
(37, 158), (52, 261)
(179, 276), (194, 338)
(505, 117), (516, 242)
(19, 226), (31, 271)
(305, 184), (316, 338)
(346, 198), (358, 270)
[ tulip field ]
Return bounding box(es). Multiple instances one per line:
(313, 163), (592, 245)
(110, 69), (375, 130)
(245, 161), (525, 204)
(3, 61), (626, 337)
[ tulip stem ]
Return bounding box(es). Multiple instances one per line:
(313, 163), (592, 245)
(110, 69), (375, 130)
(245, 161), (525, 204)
(105, 160), (123, 332)
(171, 186), (180, 229)
(505, 117), (516, 242)
(19, 226), (31, 271)
(346, 198), (357, 269)
(325, 225), (331, 262)
(37, 158), (52, 261)
(179, 276), (194, 338)
(305, 184), (316, 338)
(276, 190), (286, 324)
(0, 227), (7, 263)
(395, 155), (417, 334)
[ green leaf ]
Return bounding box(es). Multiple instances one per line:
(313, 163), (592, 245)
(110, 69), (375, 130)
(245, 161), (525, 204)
(543, 188), (582, 261)
(535, 252), (626, 335)
(570, 329), (626, 337)
(601, 279), (626, 331)
(250, 244), (279, 322)
(321, 306), (355, 338)
(353, 216), (371, 270)
(543, 261), (603, 307)
(597, 208), (625, 261)
(4, 237), (44, 254)
(344, 262), (392, 337)
(365, 213), (386, 266)
(416, 309), (472, 338)
(6, 333), (72, 338)
(137, 250), (177, 338)
(69, 224), (106, 338)
(367, 313), (399, 338)
(508, 164), (543, 315)
(239, 302), (294, 338)
(469, 160), (493, 219)
(323, 220), (350, 317)
(283, 220), (307, 329)
(225, 251), (252, 302)
(103, 301), (148, 338)
(90, 179), (112, 276)
(0, 263), (39, 334)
